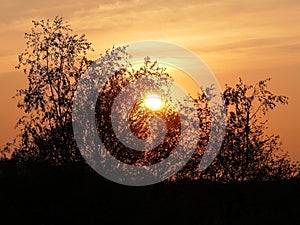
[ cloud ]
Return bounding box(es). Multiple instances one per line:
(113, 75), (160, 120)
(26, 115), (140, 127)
(1, 0), (300, 70)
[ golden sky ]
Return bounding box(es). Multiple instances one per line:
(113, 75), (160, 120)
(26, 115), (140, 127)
(0, 0), (299, 160)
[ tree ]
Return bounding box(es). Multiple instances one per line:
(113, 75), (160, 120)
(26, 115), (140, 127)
(95, 58), (181, 167)
(93, 57), (299, 182)
(6, 17), (298, 181)
(11, 17), (93, 166)
(195, 78), (299, 182)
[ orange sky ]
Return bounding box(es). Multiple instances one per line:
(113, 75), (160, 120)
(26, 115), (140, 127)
(0, 0), (299, 161)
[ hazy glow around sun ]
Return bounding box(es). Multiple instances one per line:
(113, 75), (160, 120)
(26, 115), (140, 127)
(145, 94), (162, 110)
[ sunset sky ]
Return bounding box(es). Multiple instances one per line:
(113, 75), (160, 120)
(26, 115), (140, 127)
(0, 0), (299, 161)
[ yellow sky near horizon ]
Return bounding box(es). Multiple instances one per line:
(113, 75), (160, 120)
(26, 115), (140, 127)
(0, 0), (300, 161)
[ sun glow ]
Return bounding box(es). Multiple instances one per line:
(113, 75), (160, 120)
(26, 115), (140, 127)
(145, 94), (162, 111)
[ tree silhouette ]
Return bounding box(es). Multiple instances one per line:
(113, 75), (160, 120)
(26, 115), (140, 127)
(92, 58), (299, 182)
(95, 59), (182, 167)
(10, 17), (93, 166)
(5, 17), (299, 182)
(188, 78), (299, 182)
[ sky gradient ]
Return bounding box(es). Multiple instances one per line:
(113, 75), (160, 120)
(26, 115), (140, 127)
(0, 0), (299, 161)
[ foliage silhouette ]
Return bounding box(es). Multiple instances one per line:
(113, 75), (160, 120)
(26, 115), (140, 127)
(92, 58), (299, 182)
(95, 58), (182, 167)
(174, 78), (300, 182)
(2, 17), (299, 183)
(9, 17), (93, 166)
(208, 78), (299, 182)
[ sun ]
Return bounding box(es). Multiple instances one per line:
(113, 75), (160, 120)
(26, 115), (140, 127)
(145, 94), (162, 111)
